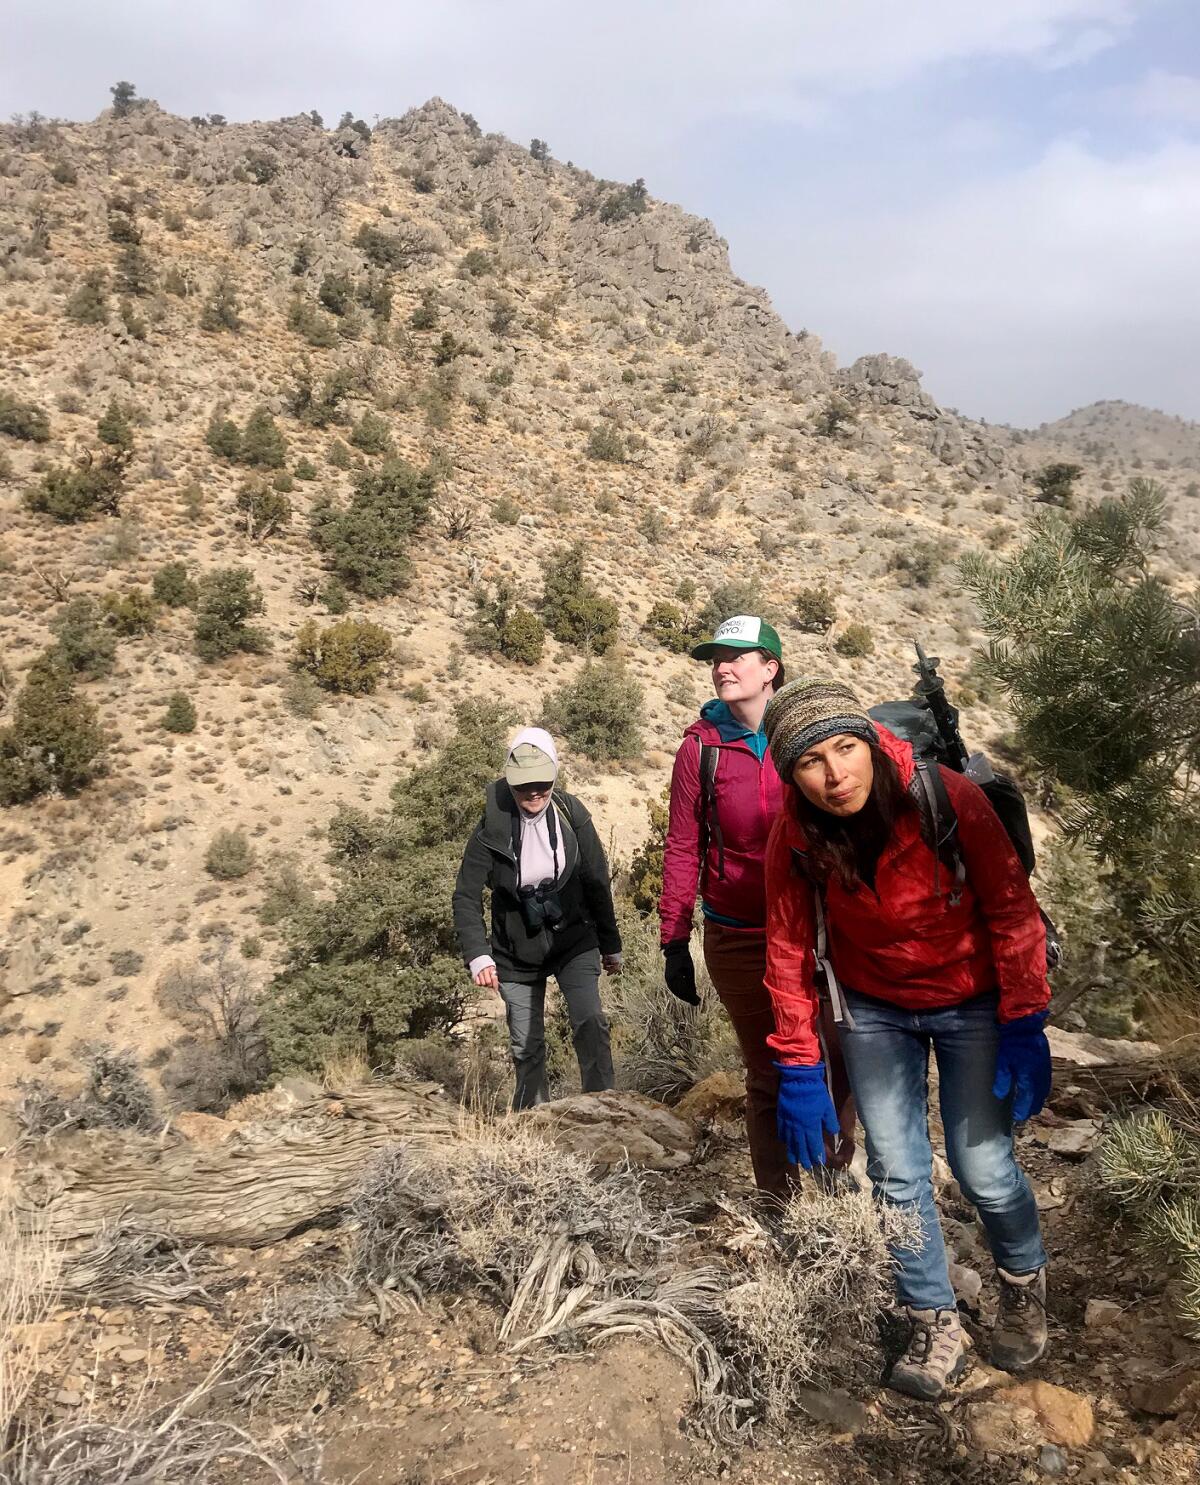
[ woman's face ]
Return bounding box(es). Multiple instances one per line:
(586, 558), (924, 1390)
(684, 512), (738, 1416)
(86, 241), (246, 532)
(710, 647), (778, 705)
(791, 735), (874, 817)
(512, 781), (554, 817)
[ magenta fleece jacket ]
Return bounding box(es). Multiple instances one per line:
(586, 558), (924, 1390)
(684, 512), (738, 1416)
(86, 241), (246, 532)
(659, 711), (784, 945)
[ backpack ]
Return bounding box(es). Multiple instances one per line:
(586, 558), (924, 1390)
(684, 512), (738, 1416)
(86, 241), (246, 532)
(867, 699), (1062, 972)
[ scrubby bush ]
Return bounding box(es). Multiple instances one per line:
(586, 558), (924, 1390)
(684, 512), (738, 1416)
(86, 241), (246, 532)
(100, 587), (157, 637)
(0, 656), (107, 804)
(162, 690), (197, 733)
(199, 270), (241, 332)
(193, 567), (269, 660)
(156, 950), (269, 1112)
(0, 390), (50, 442)
(540, 543), (619, 654)
(1032, 461), (1081, 508)
(354, 221), (435, 270)
(834, 622), (874, 658)
(236, 481), (292, 539)
(152, 560), (197, 608)
(96, 397), (134, 452)
(349, 410), (392, 454)
(288, 361), (352, 428)
(643, 600), (698, 654)
(239, 405), (287, 468)
(205, 407), (242, 460)
(15, 1044), (157, 1136)
(597, 178), (648, 223)
(459, 248), (492, 277)
(294, 456), (317, 480)
(887, 538), (950, 588)
(244, 149), (279, 184)
(292, 617), (392, 694)
(813, 397), (856, 438)
(697, 580), (773, 635)
(49, 597), (117, 679)
(287, 297), (338, 347)
(205, 828), (255, 879)
(793, 584), (836, 633)
(318, 271), (353, 316)
(115, 242), (154, 297)
(469, 580), (545, 665)
(310, 457), (437, 597)
(65, 268), (109, 324)
(586, 422), (626, 463)
(410, 288), (438, 330)
(542, 662), (643, 761)
(263, 700), (511, 1071)
(25, 451), (126, 522)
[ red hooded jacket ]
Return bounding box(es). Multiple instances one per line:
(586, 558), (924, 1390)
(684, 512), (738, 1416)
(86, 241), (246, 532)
(660, 703), (784, 944)
(764, 727), (1050, 1065)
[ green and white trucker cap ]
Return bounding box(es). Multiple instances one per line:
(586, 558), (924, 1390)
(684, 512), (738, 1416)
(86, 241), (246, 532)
(690, 614), (783, 663)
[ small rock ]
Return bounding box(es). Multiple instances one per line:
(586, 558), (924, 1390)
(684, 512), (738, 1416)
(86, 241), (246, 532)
(1039, 1444), (1067, 1475)
(950, 1261), (983, 1307)
(1001, 1381), (1095, 1448)
(1084, 1299), (1123, 1330)
(674, 1071), (745, 1128)
(1128, 1368), (1200, 1417)
(53, 1389), (81, 1407)
(118, 1347), (147, 1365)
(1044, 1120), (1102, 1158)
(172, 1111), (233, 1146)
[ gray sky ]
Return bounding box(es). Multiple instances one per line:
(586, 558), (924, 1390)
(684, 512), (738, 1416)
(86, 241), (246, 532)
(4, 0), (1199, 425)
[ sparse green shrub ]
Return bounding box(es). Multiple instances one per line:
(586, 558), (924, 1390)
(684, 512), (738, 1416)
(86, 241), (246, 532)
(540, 544), (619, 654)
(153, 560), (197, 608)
(350, 410), (392, 454)
(543, 662), (643, 761)
(244, 149), (279, 185)
(287, 297), (338, 347)
(318, 271), (353, 317)
(1032, 461), (1082, 508)
(328, 439), (352, 469)
(354, 221), (433, 270)
(51, 159), (78, 185)
(65, 269), (109, 324)
(239, 405), (288, 468)
(96, 397), (134, 452)
(492, 495), (520, 524)
(410, 288), (438, 330)
(100, 587), (157, 636)
(813, 397), (855, 438)
(205, 828), (255, 880)
(887, 539), (949, 589)
(489, 298), (517, 337)
(162, 691), (197, 733)
(205, 407), (242, 460)
(199, 270), (241, 332)
(235, 481), (292, 539)
(697, 580), (773, 635)
(597, 178), (648, 223)
(586, 422), (626, 463)
(263, 700), (511, 1071)
(459, 248), (492, 277)
(0, 391), (50, 442)
(294, 456), (317, 480)
(321, 578), (350, 614)
(282, 671), (323, 718)
(793, 584), (836, 633)
(834, 622), (874, 658)
(310, 457), (437, 597)
(118, 297), (147, 339)
(193, 567), (269, 660)
(115, 242), (154, 297)
(50, 598), (117, 678)
(292, 617), (392, 694)
(469, 580), (545, 665)
(25, 451), (126, 522)
(643, 600), (697, 654)
(0, 655), (107, 804)
(288, 362), (352, 427)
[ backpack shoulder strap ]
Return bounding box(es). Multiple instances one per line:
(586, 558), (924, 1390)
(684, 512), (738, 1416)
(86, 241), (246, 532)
(696, 738), (725, 882)
(911, 760), (966, 905)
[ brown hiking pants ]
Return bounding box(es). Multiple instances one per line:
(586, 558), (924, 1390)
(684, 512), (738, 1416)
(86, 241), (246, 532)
(703, 920), (857, 1198)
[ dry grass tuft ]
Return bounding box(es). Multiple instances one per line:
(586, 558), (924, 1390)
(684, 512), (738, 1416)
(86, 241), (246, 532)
(721, 1188), (920, 1425)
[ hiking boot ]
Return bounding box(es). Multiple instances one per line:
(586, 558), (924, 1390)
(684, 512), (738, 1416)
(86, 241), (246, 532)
(887, 1307), (966, 1400)
(992, 1266), (1048, 1371)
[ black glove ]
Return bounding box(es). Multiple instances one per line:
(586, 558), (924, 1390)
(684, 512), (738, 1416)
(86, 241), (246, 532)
(663, 940), (700, 1006)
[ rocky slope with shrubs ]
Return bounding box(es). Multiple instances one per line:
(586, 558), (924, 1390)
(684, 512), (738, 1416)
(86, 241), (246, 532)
(0, 88), (1196, 1098)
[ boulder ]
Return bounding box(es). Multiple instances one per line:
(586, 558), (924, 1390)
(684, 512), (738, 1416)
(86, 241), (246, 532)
(674, 1071), (745, 1129)
(519, 1090), (696, 1171)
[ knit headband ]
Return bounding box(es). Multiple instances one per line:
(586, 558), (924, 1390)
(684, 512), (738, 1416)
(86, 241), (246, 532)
(763, 677), (879, 779)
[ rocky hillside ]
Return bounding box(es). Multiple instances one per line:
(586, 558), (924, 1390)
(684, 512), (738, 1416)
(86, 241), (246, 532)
(1027, 401), (1200, 474)
(0, 93), (1189, 1096)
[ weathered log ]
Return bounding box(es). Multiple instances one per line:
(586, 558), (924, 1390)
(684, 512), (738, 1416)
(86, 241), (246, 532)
(8, 1083), (456, 1249)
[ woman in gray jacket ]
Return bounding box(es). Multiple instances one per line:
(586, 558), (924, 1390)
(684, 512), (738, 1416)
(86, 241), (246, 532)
(452, 727), (622, 1109)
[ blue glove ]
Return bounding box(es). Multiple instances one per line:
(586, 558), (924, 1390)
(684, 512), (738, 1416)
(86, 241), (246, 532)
(774, 1062), (839, 1170)
(992, 1011), (1052, 1122)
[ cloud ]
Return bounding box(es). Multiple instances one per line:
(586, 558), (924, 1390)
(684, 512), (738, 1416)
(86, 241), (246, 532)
(1106, 68), (1200, 127)
(740, 137), (1200, 423)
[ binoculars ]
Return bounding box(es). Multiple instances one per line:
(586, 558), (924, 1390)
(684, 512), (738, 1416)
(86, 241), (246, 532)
(518, 881), (565, 932)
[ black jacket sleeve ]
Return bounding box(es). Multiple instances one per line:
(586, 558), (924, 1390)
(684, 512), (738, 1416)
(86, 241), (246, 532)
(569, 796), (622, 957)
(451, 823), (494, 968)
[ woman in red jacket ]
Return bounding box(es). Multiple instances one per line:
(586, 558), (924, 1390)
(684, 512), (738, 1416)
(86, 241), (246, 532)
(660, 617), (855, 1199)
(761, 677), (1052, 1401)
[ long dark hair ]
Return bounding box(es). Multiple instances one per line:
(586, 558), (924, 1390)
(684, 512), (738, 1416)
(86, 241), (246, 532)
(788, 741), (916, 891)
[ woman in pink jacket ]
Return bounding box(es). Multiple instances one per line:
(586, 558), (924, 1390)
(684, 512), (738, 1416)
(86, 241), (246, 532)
(659, 616), (855, 1197)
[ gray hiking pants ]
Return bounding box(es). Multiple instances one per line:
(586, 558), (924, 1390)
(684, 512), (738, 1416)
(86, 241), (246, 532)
(498, 948), (614, 1111)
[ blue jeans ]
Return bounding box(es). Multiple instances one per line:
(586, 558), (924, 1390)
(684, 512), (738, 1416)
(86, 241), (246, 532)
(839, 987), (1046, 1310)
